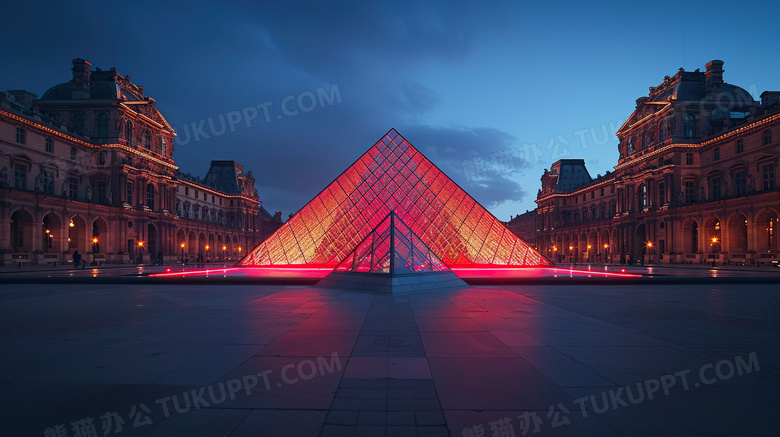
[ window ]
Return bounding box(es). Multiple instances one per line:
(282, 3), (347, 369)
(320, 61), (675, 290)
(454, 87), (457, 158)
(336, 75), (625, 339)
(710, 176), (722, 200)
(590, 191), (594, 199)
(684, 181), (695, 203)
(126, 181), (134, 204)
(184, 202), (191, 219)
(68, 176), (79, 199)
(125, 121), (133, 143)
(97, 113), (109, 137)
(611, 185), (615, 194)
(639, 184), (648, 210)
(734, 170), (746, 195)
(610, 202), (617, 216)
(45, 138), (53, 153)
(736, 139), (744, 154)
(684, 114), (697, 138)
(627, 137), (634, 155)
(97, 180), (107, 204)
(212, 195), (215, 203)
(146, 184), (155, 209)
(98, 151), (106, 165)
(764, 129), (773, 145)
(70, 147), (77, 160)
(161, 137), (167, 155)
(16, 127), (26, 144)
(659, 182), (666, 205)
(714, 147), (720, 161)
(72, 112), (85, 135)
(600, 187), (604, 196)
(641, 130), (647, 150)
(185, 187), (189, 196)
(658, 121), (666, 142)
(195, 191), (198, 200)
(685, 153), (693, 165)
(43, 170), (53, 195)
(763, 163), (775, 190)
(582, 194), (586, 201)
(13, 163), (27, 190)
(142, 130), (151, 150)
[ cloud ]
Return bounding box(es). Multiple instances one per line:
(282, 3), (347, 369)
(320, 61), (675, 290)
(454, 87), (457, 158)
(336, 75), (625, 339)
(399, 124), (529, 209)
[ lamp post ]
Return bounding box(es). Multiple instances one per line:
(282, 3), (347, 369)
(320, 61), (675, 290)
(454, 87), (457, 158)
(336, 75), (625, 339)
(138, 241), (144, 264)
(92, 237), (98, 266)
(180, 242), (185, 264)
(222, 245), (227, 262)
(646, 241), (653, 265)
(587, 244), (592, 263)
(604, 243), (609, 263)
(205, 244), (210, 264)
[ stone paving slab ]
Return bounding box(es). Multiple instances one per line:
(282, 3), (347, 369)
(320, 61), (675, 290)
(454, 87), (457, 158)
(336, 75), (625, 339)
(1, 282), (779, 436)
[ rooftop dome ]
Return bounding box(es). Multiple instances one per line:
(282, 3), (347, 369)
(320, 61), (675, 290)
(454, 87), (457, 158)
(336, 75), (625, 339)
(39, 59), (145, 102)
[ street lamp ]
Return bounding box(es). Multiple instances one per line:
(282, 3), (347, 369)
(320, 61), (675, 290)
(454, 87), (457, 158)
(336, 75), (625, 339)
(222, 245), (227, 262)
(205, 244), (210, 263)
(180, 242), (185, 264)
(92, 237), (98, 266)
(138, 241), (144, 264)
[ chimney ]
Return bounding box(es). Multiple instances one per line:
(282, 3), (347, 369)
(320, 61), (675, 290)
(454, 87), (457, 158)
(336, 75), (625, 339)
(6, 89), (38, 107)
(71, 58), (92, 99)
(705, 60), (724, 92)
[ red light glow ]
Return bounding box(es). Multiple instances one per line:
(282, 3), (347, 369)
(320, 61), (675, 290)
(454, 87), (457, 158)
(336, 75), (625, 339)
(239, 129), (550, 269)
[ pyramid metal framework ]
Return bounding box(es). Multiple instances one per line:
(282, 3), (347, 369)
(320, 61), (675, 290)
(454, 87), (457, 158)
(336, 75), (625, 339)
(239, 129), (551, 268)
(334, 211), (450, 275)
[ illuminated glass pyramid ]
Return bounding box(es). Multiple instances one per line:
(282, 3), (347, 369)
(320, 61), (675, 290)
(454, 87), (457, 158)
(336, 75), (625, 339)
(239, 129), (551, 268)
(334, 211), (450, 274)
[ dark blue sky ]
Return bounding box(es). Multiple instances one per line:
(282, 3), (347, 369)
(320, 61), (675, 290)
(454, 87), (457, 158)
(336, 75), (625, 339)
(2, 0), (778, 219)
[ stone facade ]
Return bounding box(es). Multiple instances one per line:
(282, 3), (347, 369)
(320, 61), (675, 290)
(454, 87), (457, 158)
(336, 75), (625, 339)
(0, 59), (281, 266)
(526, 60), (779, 266)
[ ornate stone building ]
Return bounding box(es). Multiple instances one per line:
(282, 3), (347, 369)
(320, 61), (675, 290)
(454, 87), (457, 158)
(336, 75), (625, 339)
(0, 59), (281, 266)
(527, 60), (779, 265)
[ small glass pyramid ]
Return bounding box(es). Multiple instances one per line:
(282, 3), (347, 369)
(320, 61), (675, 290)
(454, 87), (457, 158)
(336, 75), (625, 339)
(335, 211), (450, 275)
(239, 129), (551, 268)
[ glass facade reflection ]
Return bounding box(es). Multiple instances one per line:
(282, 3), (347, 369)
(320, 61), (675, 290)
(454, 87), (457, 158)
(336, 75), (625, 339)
(334, 211), (450, 274)
(240, 129), (551, 267)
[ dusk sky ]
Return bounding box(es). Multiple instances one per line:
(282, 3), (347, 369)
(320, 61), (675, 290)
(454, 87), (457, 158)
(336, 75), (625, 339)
(2, 0), (778, 220)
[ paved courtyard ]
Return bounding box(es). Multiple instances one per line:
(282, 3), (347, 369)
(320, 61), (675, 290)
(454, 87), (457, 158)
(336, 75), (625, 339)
(1, 276), (779, 436)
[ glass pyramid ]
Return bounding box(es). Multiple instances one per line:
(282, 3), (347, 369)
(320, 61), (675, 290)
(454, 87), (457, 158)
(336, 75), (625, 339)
(239, 129), (551, 268)
(334, 211), (450, 275)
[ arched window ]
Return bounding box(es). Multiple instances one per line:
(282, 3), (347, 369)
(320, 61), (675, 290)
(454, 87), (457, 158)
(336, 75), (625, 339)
(145, 184), (155, 209)
(684, 114), (697, 138)
(627, 136), (634, 155)
(72, 112), (85, 135)
(125, 121), (133, 143)
(97, 113), (109, 137)
(160, 137), (167, 155)
(142, 130), (152, 150)
(639, 184), (648, 210)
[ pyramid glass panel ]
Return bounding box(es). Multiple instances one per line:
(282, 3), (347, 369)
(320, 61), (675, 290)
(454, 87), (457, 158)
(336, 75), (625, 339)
(240, 129), (551, 268)
(334, 212), (450, 275)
